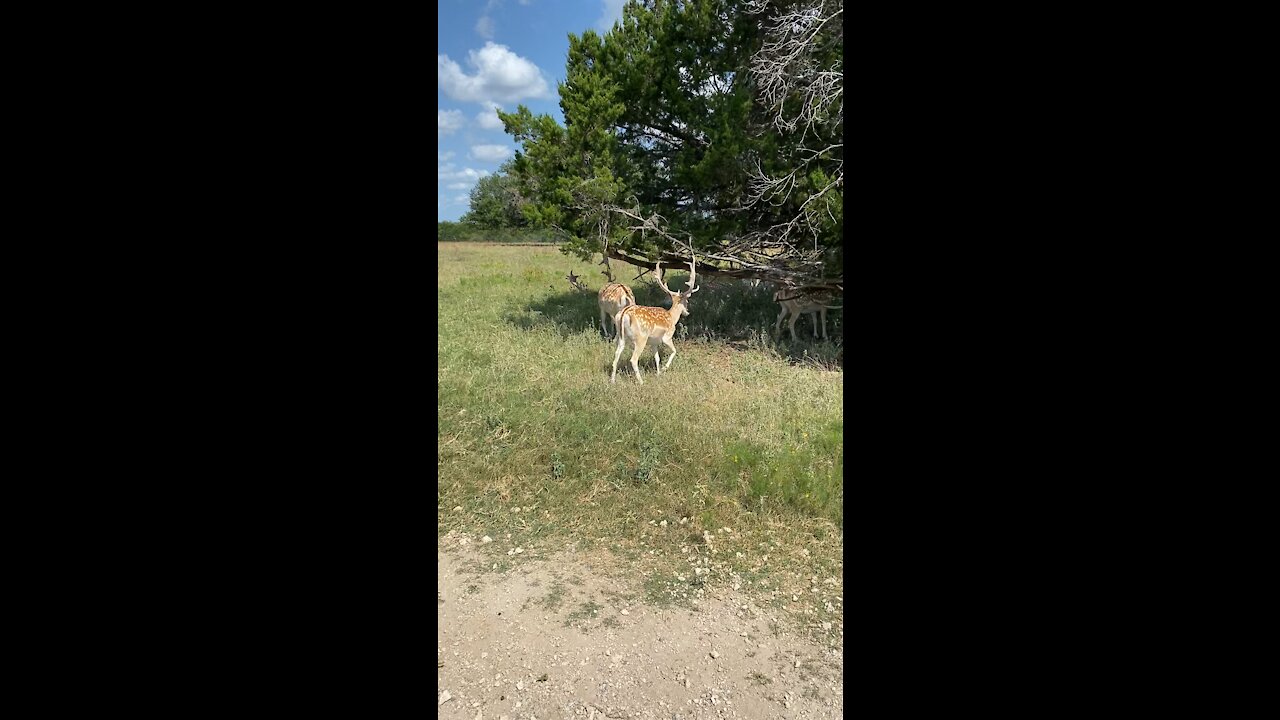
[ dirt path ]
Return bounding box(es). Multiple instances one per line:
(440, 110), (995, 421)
(437, 542), (844, 719)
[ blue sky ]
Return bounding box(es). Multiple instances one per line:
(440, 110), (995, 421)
(438, 0), (627, 221)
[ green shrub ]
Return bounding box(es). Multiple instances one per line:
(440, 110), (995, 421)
(438, 221), (560, 244)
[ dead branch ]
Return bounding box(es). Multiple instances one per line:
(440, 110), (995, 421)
(740, 0), (843, 247)
(566, 270), (588, 292)
(600, 204), (840, 288)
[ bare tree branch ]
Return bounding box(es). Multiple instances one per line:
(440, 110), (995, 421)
(592, 203), (841, 288)
(740, 0), (843, 248)
(746, 0), (843, 138)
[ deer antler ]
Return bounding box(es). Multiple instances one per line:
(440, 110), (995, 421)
(653, 260), (675, 295)
(598, 254), (615, 283)
(685, 254), (700, 295)
(674, 237), (700, 296)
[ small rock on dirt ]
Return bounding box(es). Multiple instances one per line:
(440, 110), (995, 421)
(709, 650), (719, 659)
(439, 690), (452, 705)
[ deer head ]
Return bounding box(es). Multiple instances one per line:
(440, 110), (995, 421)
(653, 256), (700, 317)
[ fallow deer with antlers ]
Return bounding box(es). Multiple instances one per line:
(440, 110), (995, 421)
(610, 257), (700, 384)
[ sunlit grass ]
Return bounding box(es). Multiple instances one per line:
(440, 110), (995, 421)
(438, 241), (843, 642)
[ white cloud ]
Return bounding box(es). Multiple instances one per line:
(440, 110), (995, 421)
(438, 42), (552, 103)
(476, 103), (505, 130)
(595, 0), (626, 32)
(477, 0), (502, 39)
(438, 149), (457, 176)
(438, 109), (464, 137)
(470, 144), (514, 162)
(453, 194), (471, 205)
(448, 182), (473, 190)
(439, 166), (491, 184)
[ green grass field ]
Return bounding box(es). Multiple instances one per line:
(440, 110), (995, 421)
(438, 241), (844, 638)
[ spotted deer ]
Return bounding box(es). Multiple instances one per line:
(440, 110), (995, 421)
(611, 258), (700, 384)
(595, 255), (636, 338)
(774, 287), (842, 341)
(598, 281), (636, 338)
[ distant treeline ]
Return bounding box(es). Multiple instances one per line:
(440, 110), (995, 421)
(437, 221), (560, 244)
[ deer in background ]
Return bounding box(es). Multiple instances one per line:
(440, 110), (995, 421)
(597, 255), (635, 338)
(774, 287), (843, 341)
(611, 258), (700, 384)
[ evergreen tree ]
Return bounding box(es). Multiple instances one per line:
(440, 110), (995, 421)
(498, 0), (842, 286)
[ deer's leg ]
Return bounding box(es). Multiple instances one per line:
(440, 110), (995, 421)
(630, 336), (647, 384)
(775, 307), (788, 337)
(611, 336), (626, 384)
(820, 308), (828, 340)
(662, 336), (676, 369)
(811, 311), (820, 339)
(600, 307), (610, 337)
(654, 348), (661, 374)
(789, 312), (800, 341)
